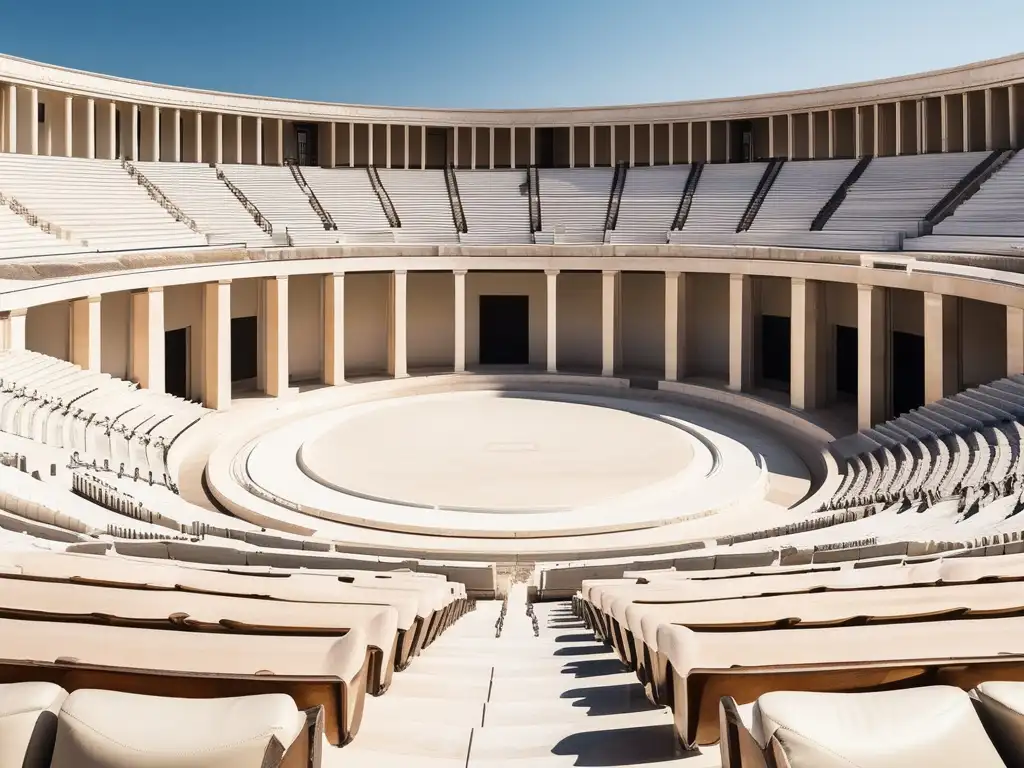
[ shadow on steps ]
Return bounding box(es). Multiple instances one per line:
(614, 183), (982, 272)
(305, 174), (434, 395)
(550, 723), (695, 766)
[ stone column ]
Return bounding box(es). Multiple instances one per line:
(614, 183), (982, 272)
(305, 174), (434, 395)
(85, 98), (95, 159)
(213, 113), (223, 164)
(27, 88), (38, 155)
(255, 117), (263, 165)
(546, 269), (558, 373)
(0, 309), (27, 351)
(389, 270), (408, 378)
(664, 271), (681, 381)
(855, 106), (863, 157)
(70, 295), (101, 372)
(404, 125), (410, 169)
(985, 88), (995, 151)
(590, 125), (596, 167)
(126, 104), (139, 161)
(1008, 306), (1024, 377)
(234, 115), (243, 165)
(489, 126), (495, 169)
(170, 108), (181, 162)
(63, 95), (73, 157)
(327, 122), (337, 167)
(421, 127), (427, 170)
(99, 101), (116, 160)
(791, 278), (824, 410)
(941, 94), (950, 152)
(144, 105), (160, 162)
(857, 284), (887, 429)
(602, 270), (617, 376)
(323, 273), (345, 385)
(470, 127), (476, 169)
(193, 112), (203, 163)
(924, 292), (960, 404)
(203, 280), (231, 410)
(454, 270), (467, 373)
(386, 123), (392, 168)
(130, 287), (164, 393)
(728, 274), (753, 392)
(3, 84), (15, 154)
(263, 276), (288, 396)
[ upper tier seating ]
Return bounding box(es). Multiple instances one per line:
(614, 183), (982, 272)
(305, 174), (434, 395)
(375, 169), (459, 243)
(300, 167), (394, 240)
(454, 169), (532, 244)
(748, 158), (859, 232)
(217, 165), (341, 245)
(535, 168), (615, 243)
(906, 150), (1024, 256)
(133, 162), (274, 247)
(606, 165), (690, 244)
(826, 152), (988, 236)
(0, 201), (79, 259)
(0, 155), (207, 252)
(677, 162), (769, 235)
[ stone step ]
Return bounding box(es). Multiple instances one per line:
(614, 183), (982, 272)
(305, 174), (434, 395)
(482, 698), (670, 727)
(489, 671), (639, 701)
(365, 694), (485, 727)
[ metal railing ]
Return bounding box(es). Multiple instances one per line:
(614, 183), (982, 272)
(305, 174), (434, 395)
(444, 164), (468, 233)
(367, 166), (401, 228)
(286, 160), (337, 230)
(215, 168), (274, 235)
(672, 161), (704, 230)
(121, 159), (200, 233)
(603, 162), (628, 231)
(528, 165), (542, 233)
(811, 155), (872, 231)
(736, 157), (785, 233)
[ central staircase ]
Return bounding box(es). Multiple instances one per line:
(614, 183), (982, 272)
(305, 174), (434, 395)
(334, 582), (714, 767)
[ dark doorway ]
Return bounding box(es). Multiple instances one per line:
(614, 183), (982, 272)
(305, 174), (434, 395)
(534, 128), (555, 168)
(760, 314), (791, 390)
(165, 327), (189, 400)
(836, 325), (858, 398)
(891, 331), (924, 417)
(294, 123), (319, 166)
(479, 296), (529, 365)
(731, 119), (754, 162)
(231, 316), (258, 382)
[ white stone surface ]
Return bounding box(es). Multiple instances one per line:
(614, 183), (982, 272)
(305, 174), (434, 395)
(301, 392), (695, 512)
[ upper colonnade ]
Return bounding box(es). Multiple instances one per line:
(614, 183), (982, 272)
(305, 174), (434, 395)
(1, 53), (1024, 168)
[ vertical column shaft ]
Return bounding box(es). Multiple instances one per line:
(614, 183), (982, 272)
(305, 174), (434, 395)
(454, 270), (467, 373)
(728, 274), (752, 391)
(791, 278), (823, 410)
(70, 295), (102, 372)
(202, 280), (231, 410)
(546, 270), (558, 373)
(130, 288), (164, 393)
(857, 284), (887, 429)
(664, 271), (680, 381)
(390, 271), (408, 378)
(264, 276), (289, 397)
(1008, 306), (1024, 377)
(323, 273), (345, 385)
(601, 270), (617, 376)
(924, 292), (959, 404)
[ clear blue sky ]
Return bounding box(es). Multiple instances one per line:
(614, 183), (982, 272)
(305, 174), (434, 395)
(1, 0), (1021, 109)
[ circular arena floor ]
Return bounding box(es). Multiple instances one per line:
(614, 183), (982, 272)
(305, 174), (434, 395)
(300, 394), (695, 512)
(199, 374), (828, 557)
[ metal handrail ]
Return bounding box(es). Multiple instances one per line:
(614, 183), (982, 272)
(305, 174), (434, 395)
(286, 160), (337, 230)
(215, 168), (274, 235)
(121, 159), (200, 233)
(0, 189), (72, 240)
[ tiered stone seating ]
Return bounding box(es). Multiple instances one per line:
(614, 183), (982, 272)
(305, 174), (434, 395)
(748, 158), (858, 232)
(300, 167), (395, 241)
(133, 162), (275, 247)
(0, 155), (208, 252)
(454, 169), (532, 244)
(535, 168), (614, 243)
(827, 152), (988, 236)
(218, 164), (341, 245)
(606, 165), (690, 244)
(0, 199), (80, 259)
(676, 162), (768, 235)
(376, 168), (459, 243)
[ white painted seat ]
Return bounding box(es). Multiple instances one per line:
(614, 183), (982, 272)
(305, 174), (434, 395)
(455, 169), (532, 243)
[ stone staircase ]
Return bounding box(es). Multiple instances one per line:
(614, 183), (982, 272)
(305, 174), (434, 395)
(330, 582), (719, 766)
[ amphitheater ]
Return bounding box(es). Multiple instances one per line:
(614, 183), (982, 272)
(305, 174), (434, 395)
(6, 49), (1024, 766)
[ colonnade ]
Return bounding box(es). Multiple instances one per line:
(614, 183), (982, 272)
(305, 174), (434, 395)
(3, 269), (1020, 434)
(2, 81), (1022, 167)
